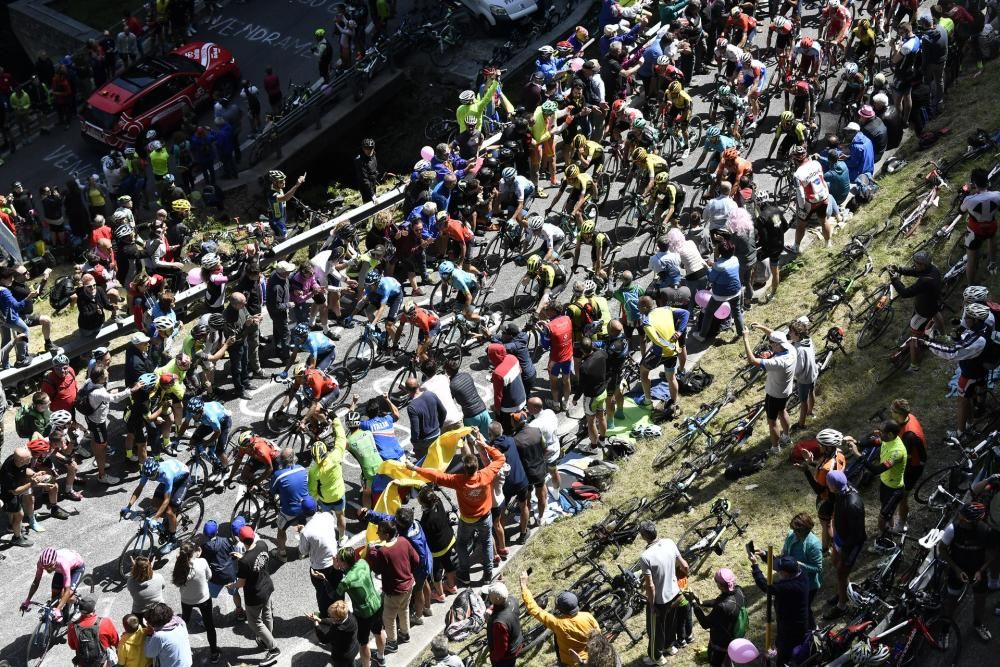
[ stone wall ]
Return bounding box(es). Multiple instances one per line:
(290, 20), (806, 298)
(9, 0), (100, 61)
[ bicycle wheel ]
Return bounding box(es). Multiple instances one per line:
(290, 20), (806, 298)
(652, 431), (699, 469)
(647, 485), (685, 518)
(613, 202), (642, 244)
(508, 279), (538, 317)
(263, 393), (296, 435)
(118, 529), (156, 579)
(342, 337), (376, 381)
(232, 493), (264, 527)
(429, 40), (456, 68)
(913, 465), (973, 506)
(328, 368), (353, 409)
(772, 174), (795, 205)
(597, 168), (613, 207)
(678, 515), (724, 573)
(226, 426), (253, 457)
(481, 232), (511, 274)
(898, 615), (961, 667)
(424, 116), (448, 141)
(388, 364), (417, 408)
(175, 497), (204, 542)
(26, 618), (53, 667)
(875, 346), (911, 384)
(855, 300), (894, 349)
(429, 281), (453, 313)
(188, 458), (211, 496)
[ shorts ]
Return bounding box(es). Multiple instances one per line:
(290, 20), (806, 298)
(909, 313), (933, 334)
(816, 495), (835, 522)
(797, 199), (828, 224)
(724, 60), (738, 78)
(432, 546), (457, 582)
(836, 540), (865, 569)
(318, 496), (346, 513)
(947, 565), (989, 595)
(584, 391), (608, 416)
(384, 292), (403, 322)
(154, 475), (190, 509)
(417, 321), (441, 343)
(904, 464), (925, 491)
(965, 221), (997, 249)
(278, 510), (306, 531)
(796, 382), (814, 403)
(463, 411), (492, 436)
(208, 580), (240, 598)
(550, 358), (573, 377)
(494, 486), (531, 519)
(51, 565), (86, 598)
(878, 482), (905, 521)
(87, 420), (109, 445)
(776, 33), (792, 50)
(319, 387), (342, 410)
(957, 373), (983, 397)
(126, 413), (150, 444)
(765, 394), (790, 421)
(356, 607), (385, 643)
(23, 314), (42, 327)
(2, 494), (22, 513)
(641, 346), (677, 374)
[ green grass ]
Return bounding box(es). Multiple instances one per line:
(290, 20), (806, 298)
(428, 67), (1000, 666)
(49, 0), (146, 32)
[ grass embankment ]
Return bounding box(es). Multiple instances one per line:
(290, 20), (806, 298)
(461, 68), (1000, 666)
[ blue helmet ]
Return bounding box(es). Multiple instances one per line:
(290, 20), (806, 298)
(187, 397), (205, 413)
(138, 372), (158, 390)
(365, 269), (382, 285)
(291, 323), (310, 341)
(438, 260), (455, 277)
(141, 458), (159, 478)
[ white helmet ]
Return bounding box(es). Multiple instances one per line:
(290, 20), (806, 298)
(843, 61), (858, 76)
(527, 214), (544, 230)
(816, 428), (843, 449)
(964, 285), (989, 303)
(965, 302), (991, 322)
(153, 316), (174, 333)
(459, 90), (475, 104)
(50, 410), (73, 429)
(201, 253), (221, 270)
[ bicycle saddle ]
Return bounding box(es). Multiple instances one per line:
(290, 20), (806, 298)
(918, 528), (944, 549)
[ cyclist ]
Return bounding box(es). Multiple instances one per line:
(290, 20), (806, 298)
(959, 167), (1000, 282)
(573, 220), (611, 280)
(227, 430), (279, 488)
(294, 364), (344, 421)
(354, 394), (406, 504)
(828, 61), (866, 110)
(961, 285), (994, 328)
(785, 77), (818, 124)
(566, 281), (606, 346)
(624, 118), (660, 157)
(788, 146), (832, 253)
(887, 251), (943, 370)
(715, 147), (753, 189)
(548, 164), (598, 229)
(396, 301), (440, 363)
(738, 53), (767, 122)
(727, 6), (758, 47)
(792, 36), (822, 77)
(124, 372), (158, 464)
(569, 133), (605, 175)
(939, 501), (994, 642)
(363, 268), (402, 347)
(652, 172), (685, 226)
(498, 167), (535, 224)
(767, 111), (809, 161)
(662, 81), (694, 156)
(631, 148), (669, 202)
(21, 547), (86, 621)
(848, 17), (878, 76)
(148, 371), (185, 454)
(122, 457), (191, 546)
(693, 125), (737, 173)
(714, 83), (749, 139)
(638, 296), (687, 411)
(714, 37), (745, 81)
(266, 169), (307, 240)
(436, 260), (487, 333)
(289, 323), (338, 371)
(180, 396), (232, 473)
(344, 410), (384, 509)
(524, 213), (567, 263)
(767, 15), (797, 65)
(522, 255), (568, 316)
(821, 0), (852, 48)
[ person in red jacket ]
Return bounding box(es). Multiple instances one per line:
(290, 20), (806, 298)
(543, 305), (574, 412)
(407, 430), (506, 586)
(488, 343), (526, 434)
(68, 595), (119, 664)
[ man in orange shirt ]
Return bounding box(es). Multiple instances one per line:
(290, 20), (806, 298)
(406, 429), (505, 586)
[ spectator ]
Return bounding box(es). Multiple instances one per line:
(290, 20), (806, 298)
(823, 149), (851, 207)
(873, 93), (903, 150)
(199, 519), (246, 622)
(127, 556), (166, 622)
(780, 513), (824, 629)
(493, 322), (538, 394)
(124, 332), (155, 386)
(366, 505), (432, 624)
(573, 337), (609, 448)
(297, 496), (341, 617)
(171, 541), (220, 662)
(486, 581), (523, 667)
(117, 613), (152, 667)
(51, 66), (73, 126)
(335, 546), (386, 667)
(891, 398), (927, 532)
(788, 318), (818, 430)
(75, 273), (115, 339)
(224, 292), (259, 399)
(638, 520), (688, 665)
(749, 554), (810, 666)
(741, 327), (796, 452)
(210, 117), (238, 179)
(445, 358), (492, 434)
(355, 138), (379, 203)
(269, 447), (310, 561)
(417, 485), (458, 602)
(265, 261), (295, 359)
(407, 429), (506, 585)
(824, 470), (867, 620)
(365, 519), (419, 654)
(520, 570), (599, 666)
(232, 526), (280, 664)
(189, 127), (216, 186)
(726, 209), (757, 308)
(311, 600), (359, 667)
(487, 343), (527, 433)
(858, 105), (888, 163)
(234, 262), (265, 378)
(419, 357), (464, 432)
(0, 266), (41, 367)
(308, 416), (349, 536)
(68, 595), (119, 666)
(847, 420), (906, 547)
(263, 67), (282, 113)
(689, 569), (746, 667)
(488, 420), (530, 558)
(143, 602), (194, 667)
(797, 429), (846, 554)
(240, 80), (262, 135)
(116, 25), (139, 67)
(83, 365), (139, 485)
(843, 122), (875, 181)
(404, 377), (447, 459)
(692, 236), (743, 343)
(40, 353), (77, 416)
(1, 446), (44, 546)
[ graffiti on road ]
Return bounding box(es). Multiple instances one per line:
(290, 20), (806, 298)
(42, 144), (100, 183)
(204, 15), (317, 59)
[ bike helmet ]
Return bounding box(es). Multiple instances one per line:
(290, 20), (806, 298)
(39, 547), (58, 567)
(858, 17), (871, 29)
(731, 5), (742, 15)
(314, 28), (326, 39)
(667, 81), (683, 95)
(112, 208), (130, 223)
(965, 302), (991, 322)
(843, 61), (859, 76)
(655, 172), (670, 185)
(800, 36), (813, 48)
(141, 458), (160, 478)
(850, 642), (891, 666)
(583, 279), (597, 296)
(740, 52), (752, 65)
(50, 410), (73, 429)
(52, 353), (70, 367)
(124, 146), (136, 156)
(572, 134), (588, 149)
(564, 164), (580, 180)
(153, 316), (174, 333)
(964, 285), (990, 303)
(816, 428), (843, 449)
(555, 40), (573, 53)
(501, 167), (517, 181)
(187, 396), (205, 413)
(632, 117), (647, 130)
(538, 45), (555, 55)
(527, 214), (544, 230)
(437, 260), (455, 277)
(365, 269), (382, 285)
(208, 314), (226, 331)
(846, 582), (872, 607)
(583, 320), (602, 337)
(191, 323), (209, 338)
(171, 198), (191, 213)
(788, 145), (808, 161)
(828, 0), (841, 7)
(159, 372), (176, 386)
(459, 90), (476, 104)
(705, 125), (721, 138)
(580, 220), (596, 236)
(526, 255), (541, 272)
(138, 372), (158, 389)
(269, 170), (286, 182)
(718, 84), (732, 97)
(403, 300), (416, 315)
(163, 174), (175, 184)
(779, 110), (795, 123)
(113, 223), (135, 240)
(149, 140), (163, 151)
(541, 100), (559, 116)
(716, 37), (728, 48)
(631, 424), (663, 439)
(961, 501), (988, 520)
(290, 324), (310, 344)
(345, 411), (362, 428)
(362, 137), (375, 148)
(630, 148), (648, 163)
(722, 147), (739, 161)
(656, 54), (671, 66)
(200, 253), (221, 270)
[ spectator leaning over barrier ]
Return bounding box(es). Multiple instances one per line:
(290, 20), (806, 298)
(41, 353), (78, 415)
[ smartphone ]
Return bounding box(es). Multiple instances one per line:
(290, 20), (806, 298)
(745, 540), (755, 558)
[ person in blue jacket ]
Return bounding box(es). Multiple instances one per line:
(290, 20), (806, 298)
(823, 148), (852, 205)
(535, 45), (567, 81)
(361, 505), (433, 621)
(843, 122), (874, 182)
(270, 447), (310, 561)
(488, 420), (531, 556)
(692, 235), (744, 342)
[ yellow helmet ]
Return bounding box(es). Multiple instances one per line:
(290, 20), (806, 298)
(572, 134), (587, 148)
(580, 220), (595, 236)
(631, 148), (648, 163)
(655, 172), (670, 185)
(564, 164), (580, 180)
(668, 81), (683, 95)
(526, 255), (541, 272)
(291, 363), (306, 376)
(171, 198), (191, 212)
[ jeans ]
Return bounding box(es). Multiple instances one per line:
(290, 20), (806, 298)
(181, 598), (218, 650)
(457, 514), (493, 583)
(229, 342), (249, 390)
(698, 295), (744, 339)
(0, 315), (29, 366)
(383, 587), (412, 642)
(247, 598), (276, 650)
(312, 564), (344, 617)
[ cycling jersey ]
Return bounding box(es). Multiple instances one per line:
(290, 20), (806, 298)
(960, 191), (1000, 236)
(35, 549), (85, 585)
(580, 140), (604, 160)
(717, 156), (753, 185)
(537, 222), (566, 250)
(794, 159), (830, 208)
(852, 24), (876, 45)
(302, 331), (335, 358)
(196, 402), (229, 431)
(793, 43), (823, 61)
(449, 268), (478, 294)
(640, 154), (669, 175)
(702, 135), (737, 154)
(367, 277), (402, 306)
(537, 263), (566, 289)
(740, 61), (767, 91)
(824, 5), (852, 35)
(587, 232), (609, 262)
(642, 307), (680, 355)
(303, 368), (338, 400)
(667, 90), (693, 110)
(399, 307), (439, 333)
(879, 436), (907, 489)
(347, 430), (382, 483)
(359, 415), (405, 461)
(548, 315), (574, 363)
(719, 43), (745, 63)
(567, 172), (594, 193)
(142, 458), (189, 493)
(717, 93), (747, 113)
(501, 175), (534, 202)
(270, 463), (309, 516)
(776, 121), (808, 143)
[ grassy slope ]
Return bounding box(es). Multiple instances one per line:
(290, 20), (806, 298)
(464, 68), (1000, 666)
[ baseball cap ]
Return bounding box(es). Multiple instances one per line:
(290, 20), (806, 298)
(238, 526), (256, 542)
(555, 591), (579, 615)
(845, 121), (861, 132)
(203, 520), (219, 538)
(231, 515), (247, 535)
(775, 555), (799, 573)
(131, 332), (150, 345)
(769, 331), (790, 346)
(78, 596), (97, 613)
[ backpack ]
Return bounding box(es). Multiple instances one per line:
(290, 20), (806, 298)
(603, 436), (636, 462)
(677, 367), (714, 395)
(74, 617), (105, 667)
(724, 452), (769, 480)
(445, 589), (486, 640)
(854, 173), (880, 204)
(584, 460), (616, 491)
(75, 382), (98, 418)
(15, 405), (36, 438)
(732, 605), (750, 639)
(568, 480), (602, 502)
(49, 275), (75, 312)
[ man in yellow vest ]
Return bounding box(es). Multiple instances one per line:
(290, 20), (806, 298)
(848, 420), (906, 551)
(148, 140), (170, 182)
(9, 86), (33, 138)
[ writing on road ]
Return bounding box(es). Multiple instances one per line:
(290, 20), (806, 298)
(205, 15), (319, 59)
(43, 144), (100, 183)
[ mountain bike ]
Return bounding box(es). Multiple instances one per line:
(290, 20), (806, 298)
(117, 501), (204, 579)
(678, 498), (748, 573)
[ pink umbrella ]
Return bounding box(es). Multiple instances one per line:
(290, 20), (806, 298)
(186, 268), (203, 286)
(569, 57), (585, 72)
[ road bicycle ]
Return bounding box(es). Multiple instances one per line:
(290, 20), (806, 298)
(652, 390), (736, 469)
(554, 498), (650, 572)
(263, 369), (352, 434)
(423, 113), (458, 144)
(185, 436), (229, 496)
(726, 333), (776, 396)
(661, 114), (704, 165)
(613, 192), (657, 245)
(808, 255), (873, 328)
(678, 498), (748, 573)
(890, 162), (951, 241)
(432, 306), (505, 358)
(341, 322), (414, 381)
(480, 219), (527, 274)
(22, 574), (92, 667)
(386, 352), (420, 409)
(231, 483), (280, 529)
(913, 431), (1000, 509)
(854, 270), (897, 349)
(117, 502), (204, 579)
(580, 565), (647, 643)
(424, 11), (464, 68)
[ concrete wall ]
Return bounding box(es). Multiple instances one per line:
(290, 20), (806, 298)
(9, 0), (101, 61)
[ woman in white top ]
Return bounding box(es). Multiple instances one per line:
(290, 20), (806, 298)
(667, 228), (710, 311)
(172, 541), (220, 662)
